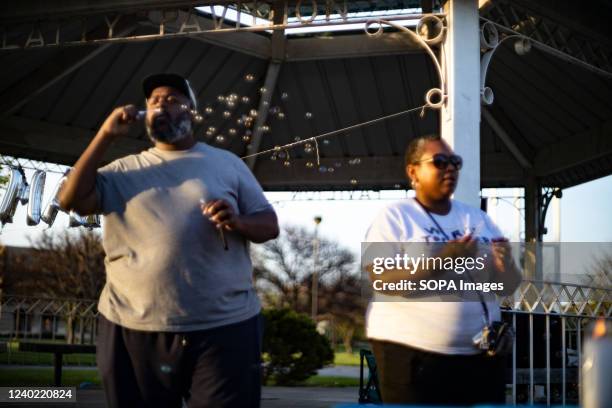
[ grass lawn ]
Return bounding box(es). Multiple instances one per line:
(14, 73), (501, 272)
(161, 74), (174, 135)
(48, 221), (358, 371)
(2, 349), (357, 367)
(0, 368), (100, 387)
(333, 351), (360, 366)
(301, 376), (359, 387)
(0, 341), (96, 366)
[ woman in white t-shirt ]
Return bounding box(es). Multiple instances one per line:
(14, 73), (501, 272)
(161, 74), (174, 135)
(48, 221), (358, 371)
(364, 134), (521, 405)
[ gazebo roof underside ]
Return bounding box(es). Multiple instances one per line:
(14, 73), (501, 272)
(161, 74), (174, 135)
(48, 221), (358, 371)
(0, 0), (611, 191)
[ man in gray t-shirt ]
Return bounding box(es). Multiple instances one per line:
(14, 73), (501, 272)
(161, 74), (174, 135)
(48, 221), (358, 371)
(59, 73), (279, 408)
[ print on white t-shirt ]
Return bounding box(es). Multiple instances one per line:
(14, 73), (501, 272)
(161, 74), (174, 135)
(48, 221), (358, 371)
(364, 198), (504, 355)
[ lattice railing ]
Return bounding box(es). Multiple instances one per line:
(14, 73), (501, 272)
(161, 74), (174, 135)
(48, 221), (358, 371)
(500, 280), (612, 319)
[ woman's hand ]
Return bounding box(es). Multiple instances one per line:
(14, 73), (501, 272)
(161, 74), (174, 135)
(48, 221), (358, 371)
(439, 234), (478, 259)
(490, 238), (512, 273)
(489, 237), (523, 294)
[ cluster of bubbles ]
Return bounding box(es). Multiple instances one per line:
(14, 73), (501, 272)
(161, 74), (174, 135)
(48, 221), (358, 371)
(192, 73), (303, 148)
(190, 73), (374, 186)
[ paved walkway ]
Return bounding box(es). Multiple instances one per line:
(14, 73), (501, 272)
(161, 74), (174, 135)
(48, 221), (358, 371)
(0, 364), (363, 407)
(317, 365), (364, 378)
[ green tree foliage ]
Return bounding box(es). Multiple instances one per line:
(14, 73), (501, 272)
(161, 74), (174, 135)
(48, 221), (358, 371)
(262, 308), (334, 385)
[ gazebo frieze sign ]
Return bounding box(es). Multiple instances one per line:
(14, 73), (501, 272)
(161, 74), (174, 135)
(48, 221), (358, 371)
(1, 1), (439, 50)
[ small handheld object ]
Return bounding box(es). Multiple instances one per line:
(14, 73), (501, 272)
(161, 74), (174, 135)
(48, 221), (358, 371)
(219, 228), (228, 251)
(135, 108), (161, 120)
(200, 199), (229, 251)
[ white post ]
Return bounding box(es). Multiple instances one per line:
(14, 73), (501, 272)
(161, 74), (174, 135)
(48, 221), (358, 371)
(552, 195), (561, 282)
(552, 196), (561, 242)
(441, 0), (481, 208)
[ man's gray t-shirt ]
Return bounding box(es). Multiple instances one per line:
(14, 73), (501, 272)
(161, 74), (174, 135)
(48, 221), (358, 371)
(95, 142), (271, 332)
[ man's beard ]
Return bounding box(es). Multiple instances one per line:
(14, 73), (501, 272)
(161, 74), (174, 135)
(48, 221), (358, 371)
(146, 112), (192, 144)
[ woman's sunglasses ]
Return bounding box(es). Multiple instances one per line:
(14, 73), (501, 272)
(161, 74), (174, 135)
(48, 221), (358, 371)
(413, 153), (463, 170)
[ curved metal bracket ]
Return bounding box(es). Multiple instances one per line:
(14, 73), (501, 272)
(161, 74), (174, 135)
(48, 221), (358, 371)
(364, 16), (447, 110)
(538, 187), (562, 238)
(479, 21), (532, 106)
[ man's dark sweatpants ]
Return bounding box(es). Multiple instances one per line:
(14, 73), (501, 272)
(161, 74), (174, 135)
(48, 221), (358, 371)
(96, 313), (263, 408)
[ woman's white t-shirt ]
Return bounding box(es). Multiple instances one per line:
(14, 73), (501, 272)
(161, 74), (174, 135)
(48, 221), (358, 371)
(364, 198), (504, 355)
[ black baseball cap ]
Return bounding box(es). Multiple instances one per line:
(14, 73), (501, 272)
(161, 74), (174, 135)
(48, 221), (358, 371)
(142, 73), (198, 109)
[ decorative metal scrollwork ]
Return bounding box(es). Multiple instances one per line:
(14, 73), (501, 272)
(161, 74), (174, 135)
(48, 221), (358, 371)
(365, 15), (447, 110)
(479, 20), (532, 106)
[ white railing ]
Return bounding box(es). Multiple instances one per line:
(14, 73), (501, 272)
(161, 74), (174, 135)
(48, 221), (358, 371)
(500, 280), (611, 406)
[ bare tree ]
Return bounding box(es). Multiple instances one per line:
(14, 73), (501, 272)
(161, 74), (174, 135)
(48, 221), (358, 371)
(14, 230), (106, 300)
(583, 252), (612, 289)
(10, 229), (106, 343)
(317, 272), (365, 354)
(253, 224), (365, 351)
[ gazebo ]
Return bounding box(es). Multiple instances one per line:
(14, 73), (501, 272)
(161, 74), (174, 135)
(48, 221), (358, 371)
(0, 0), (611, 245)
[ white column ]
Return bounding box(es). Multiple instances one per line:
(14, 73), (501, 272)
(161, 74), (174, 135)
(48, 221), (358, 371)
(552, 195), (561, 241)
(441, 0), (481, 207)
